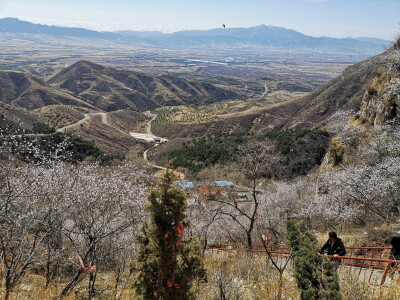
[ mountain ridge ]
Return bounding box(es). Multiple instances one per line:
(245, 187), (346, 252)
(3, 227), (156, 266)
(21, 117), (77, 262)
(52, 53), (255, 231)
(0, 18), (390, 54)
(0, 60), (240, 112)
(0, 70), (97, 110)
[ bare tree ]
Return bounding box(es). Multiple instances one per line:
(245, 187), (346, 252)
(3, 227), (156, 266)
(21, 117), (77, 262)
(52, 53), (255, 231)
(261, 234), (291, 300)
(0, 133), (151, 299)
(58, 164), (149, 297)
(0, 163), (54, 300)
(186, 191), (223, 253)
(205, 141), (278, 249)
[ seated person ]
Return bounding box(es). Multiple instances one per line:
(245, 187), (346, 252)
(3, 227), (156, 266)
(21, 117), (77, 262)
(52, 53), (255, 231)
(390, 234), (400, 262)
(319, 231), (346, 257)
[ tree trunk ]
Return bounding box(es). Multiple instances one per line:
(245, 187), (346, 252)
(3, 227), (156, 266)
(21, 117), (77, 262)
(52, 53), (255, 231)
(45, 243), (51, 287)
(4, 289), (10, 300)
(61, 268), (83, 296)
(247, 231), (252, 250)
(5, 276), (12, 300)
(277, 272), (283, 300)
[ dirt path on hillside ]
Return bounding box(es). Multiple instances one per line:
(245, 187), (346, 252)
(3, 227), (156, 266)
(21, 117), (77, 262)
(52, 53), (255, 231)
(56, 110), (183, 179)
(145, 110), (156, 135)
(57, 112), (128, 135)
(130, 111), (168, 143)
(142, 111), (184, 180)
(261, 83), (269, 98)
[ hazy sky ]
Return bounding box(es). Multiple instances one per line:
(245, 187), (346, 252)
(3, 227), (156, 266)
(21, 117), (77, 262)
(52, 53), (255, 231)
(0, 0), (399, 40)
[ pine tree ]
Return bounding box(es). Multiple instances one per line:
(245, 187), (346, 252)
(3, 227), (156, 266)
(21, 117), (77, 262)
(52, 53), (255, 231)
(134, 170), (206, 300)
(287, 219), (342, 300)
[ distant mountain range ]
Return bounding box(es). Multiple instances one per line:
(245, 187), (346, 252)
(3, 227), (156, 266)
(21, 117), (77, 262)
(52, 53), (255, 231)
(0, 18), (391, 54)
(0, 17), (120, 40)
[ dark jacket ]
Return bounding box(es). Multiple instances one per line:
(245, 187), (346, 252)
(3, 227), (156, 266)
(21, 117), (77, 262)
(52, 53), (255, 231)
(320, 238), (346, 256)
(390, 235), (400, 261)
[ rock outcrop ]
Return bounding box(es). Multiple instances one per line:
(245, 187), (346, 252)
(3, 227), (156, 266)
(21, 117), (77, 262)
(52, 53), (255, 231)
(359, 54), (400, 125)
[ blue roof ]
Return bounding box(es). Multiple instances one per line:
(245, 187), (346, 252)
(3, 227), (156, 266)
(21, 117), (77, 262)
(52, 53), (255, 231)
(215, 181), (234, 187)
(178, 182), (195, 188)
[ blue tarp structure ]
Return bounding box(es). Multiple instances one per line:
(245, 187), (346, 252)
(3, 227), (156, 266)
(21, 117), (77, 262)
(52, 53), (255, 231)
(178, 182), (195, 188)
(215, 181), (234, 187)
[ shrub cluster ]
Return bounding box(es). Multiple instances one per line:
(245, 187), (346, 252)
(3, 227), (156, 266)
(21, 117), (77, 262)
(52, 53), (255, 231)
(169, 133), (246, 173)
(20, 132), (122, 164)
(366, 69), (389, 96)
(168, 129), (329, 178)
(287, 219), (342, 300)
(32, 122), (56, 134)
(263, 128), (328, 156)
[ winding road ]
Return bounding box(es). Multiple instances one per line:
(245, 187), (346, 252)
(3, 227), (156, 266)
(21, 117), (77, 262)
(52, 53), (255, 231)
(55, 110), (182, 178)
(56, 111), (166, 143)
(146, 111), (155, 135)
(129, 111), (168, 143)
(261, 83), (269, 99)
(57, 112), (128, 136)
(140, 111), (183, 179)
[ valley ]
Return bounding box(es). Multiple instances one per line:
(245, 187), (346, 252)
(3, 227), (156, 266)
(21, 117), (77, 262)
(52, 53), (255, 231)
(0, 33), (359, 91)
(1, 16), (400, 300)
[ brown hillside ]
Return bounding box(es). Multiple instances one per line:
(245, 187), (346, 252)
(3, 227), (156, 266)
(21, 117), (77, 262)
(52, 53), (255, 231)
(152, 110), (260, 139)
(32, 105), (89, 128)
(0, 102), (39, 134)
(107, 110), (148, 133)
(151, 48), (399, 139)
(47, 61), (240, 111)
(63, 114), (142, 155)
(254, 48), (399, 130)
(0, 71), (97, 110)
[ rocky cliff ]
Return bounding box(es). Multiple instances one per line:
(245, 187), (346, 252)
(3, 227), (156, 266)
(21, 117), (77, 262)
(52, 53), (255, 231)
(358, 52), (400, 125)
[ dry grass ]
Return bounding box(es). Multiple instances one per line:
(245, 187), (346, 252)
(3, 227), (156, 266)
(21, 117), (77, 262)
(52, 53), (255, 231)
(197, 252), (299, 300)
(2, 249), (400, 299)
(107, 110), (148, 133)
(324, 136), (345, 167)
(339, 267), (400, 300)
(154, 106), (220, 125)
(32, 104), (91, 129)
(366, 69), (390, 96)
(196, 164), (247, 184)
(1, 272), (136, 300)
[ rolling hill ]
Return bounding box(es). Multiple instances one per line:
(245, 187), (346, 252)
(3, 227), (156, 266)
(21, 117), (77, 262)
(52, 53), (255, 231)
(47, 60), (240, 111)
(0, 71), (97, 110)
(0, 61), (240, 112)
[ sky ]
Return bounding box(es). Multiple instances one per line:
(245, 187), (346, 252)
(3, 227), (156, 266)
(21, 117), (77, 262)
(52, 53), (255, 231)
(0, 0), (399, 40)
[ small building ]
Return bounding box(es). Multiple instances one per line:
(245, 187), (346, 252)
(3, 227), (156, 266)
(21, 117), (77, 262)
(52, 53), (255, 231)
(215, 181), (234, 188)
(178, 181), (195, 189)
